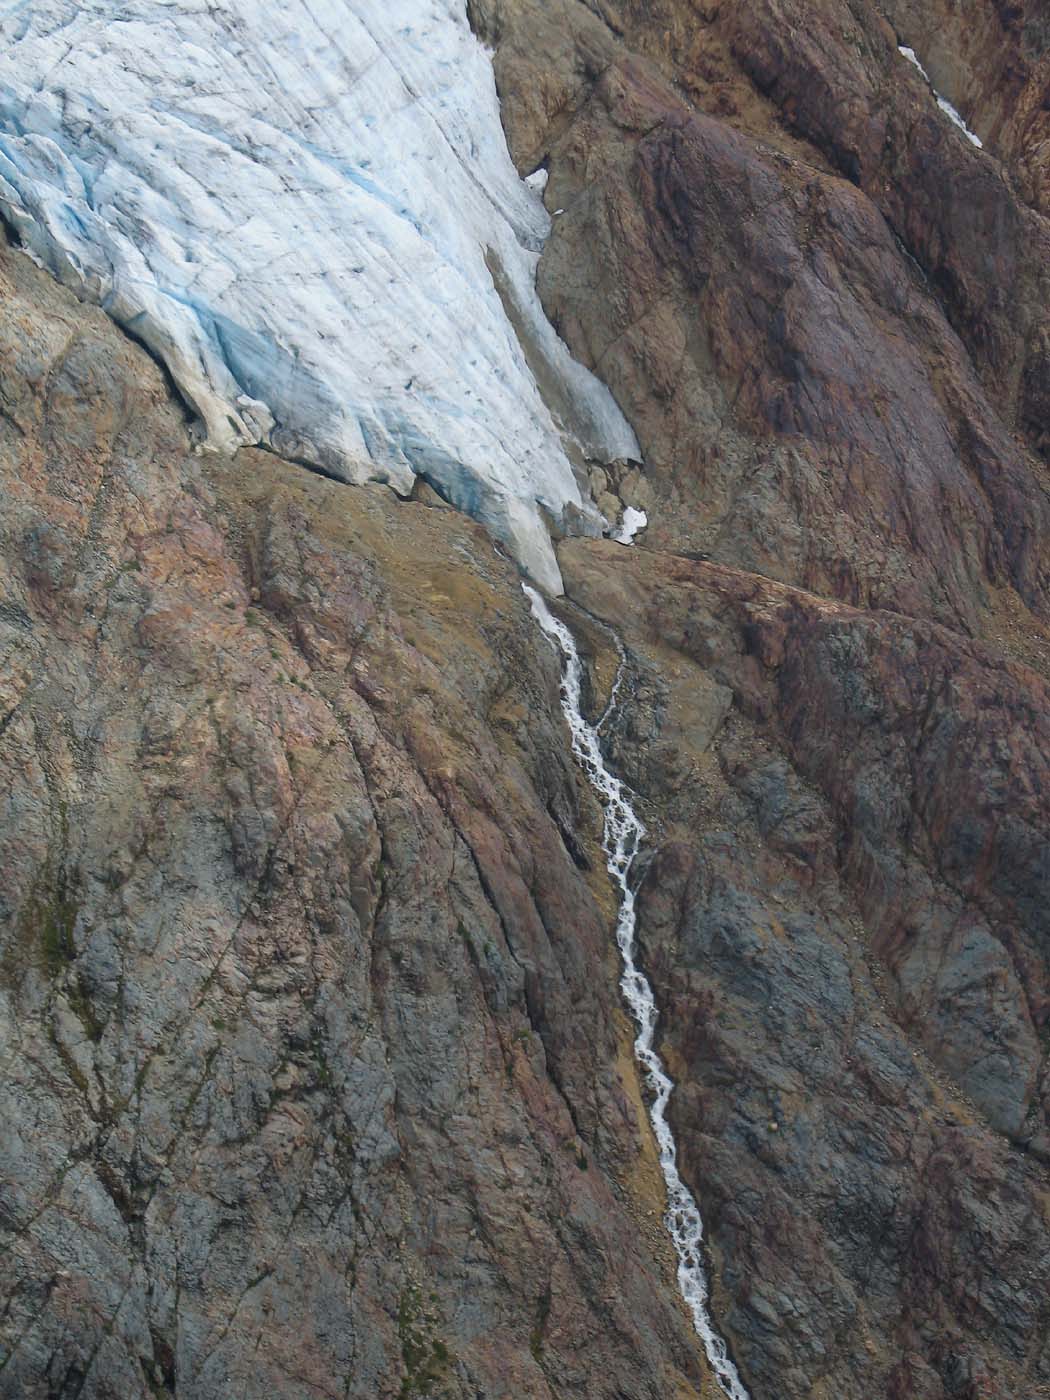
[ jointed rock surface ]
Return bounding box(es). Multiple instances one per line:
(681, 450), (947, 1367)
(3, 1), (1050, 1396)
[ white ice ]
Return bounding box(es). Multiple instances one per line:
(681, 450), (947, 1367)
(899, 46), (983, 148)
(0, 0), (640, 593)
(525, 584), (751, 1400)
(613, 506), (648, 545)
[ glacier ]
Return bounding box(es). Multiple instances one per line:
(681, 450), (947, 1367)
(0, 0), (640, 593)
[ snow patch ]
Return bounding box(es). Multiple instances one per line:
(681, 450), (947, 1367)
(613, 506), (648, 545)
(899, 45), (983, 148)
(0, 0), (640, 593)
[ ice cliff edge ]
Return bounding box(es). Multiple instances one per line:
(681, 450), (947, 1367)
(0, 0), (639, 592)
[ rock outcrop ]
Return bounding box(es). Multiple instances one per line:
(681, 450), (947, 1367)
(474, 1), (1050, 1391)
(0, 245), (716, 1399)
(475, 0), (1050, 634)
(4, 0), (1050, 1396)
(562, 539), (1050, 1399)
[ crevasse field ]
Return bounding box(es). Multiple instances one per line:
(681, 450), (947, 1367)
(0, 0), (638, 591)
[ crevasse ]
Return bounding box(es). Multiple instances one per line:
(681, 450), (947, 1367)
(0, 0), (639, 593)
(525, 585), (751, 1400)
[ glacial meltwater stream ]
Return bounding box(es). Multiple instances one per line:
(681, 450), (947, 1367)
(524, 586), (750, 1400)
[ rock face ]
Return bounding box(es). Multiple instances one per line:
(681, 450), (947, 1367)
(472, 1), (1050, 1393)
(475, 0), (1050, 633)
(562, 540), (1050, 1399)
(0, 246), (712, 1399)
(4, 0), (1050, 1397)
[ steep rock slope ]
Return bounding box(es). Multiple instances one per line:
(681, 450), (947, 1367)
(472, 2), (1050, 1394)
(563, 539), (1050, 1399)
(3, 1), (1050, 1397)
(0, 244), (714, 1399)
(475, 0), (1050, 630)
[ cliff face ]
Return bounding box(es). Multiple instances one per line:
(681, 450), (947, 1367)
(3, 1), (1050, 1398)
(478, 0), (1050, 1392)
(0, 247), (713, 1399)
(563, 541), (1050, 1399)
(474, 0), (1050, 633)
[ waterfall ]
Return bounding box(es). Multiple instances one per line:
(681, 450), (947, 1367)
(524, 586), (750, 1400)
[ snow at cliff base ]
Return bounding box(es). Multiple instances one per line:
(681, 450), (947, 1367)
(0, 0), (639, 592)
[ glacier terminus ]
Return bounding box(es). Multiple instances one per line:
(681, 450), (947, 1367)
(0, 0), (640, 593)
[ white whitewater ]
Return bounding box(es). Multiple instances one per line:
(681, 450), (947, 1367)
(899, 46), (983, 148)
(524, 585), (750, 1400)
(0, 0), (639, 593)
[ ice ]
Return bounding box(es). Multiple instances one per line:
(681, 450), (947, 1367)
(613, 506), (648, 545)
(0, 0), (640, 593)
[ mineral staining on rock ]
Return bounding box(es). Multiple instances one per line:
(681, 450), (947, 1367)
(6, 0), (1050, 1396)
(0, 244), (710, 1400)
(0, 0), (638, 593)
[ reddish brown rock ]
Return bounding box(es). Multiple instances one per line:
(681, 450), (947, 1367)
(477, 0), (1050, 637)
(562, 536), (1050, 1399)
(5, 2), (1050, 1397)
(0, 244), (720, 1400)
